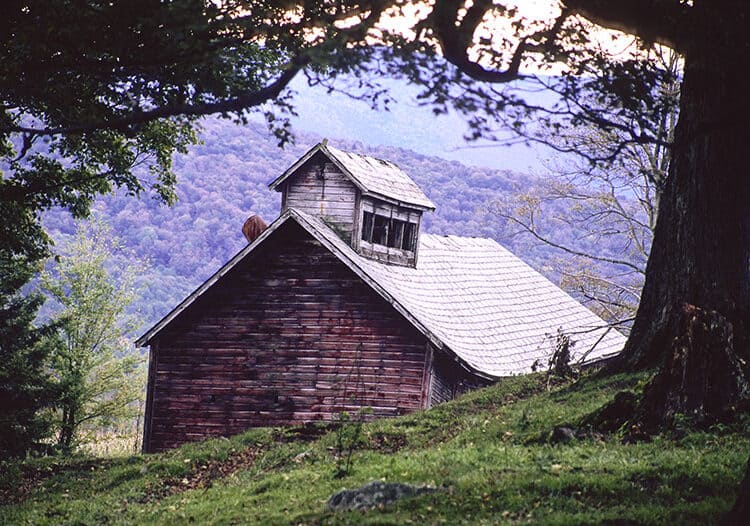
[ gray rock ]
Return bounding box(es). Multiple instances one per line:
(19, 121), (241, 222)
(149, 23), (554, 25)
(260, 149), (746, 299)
(549, 426), (577, 444)
(327, 481), (436, 511)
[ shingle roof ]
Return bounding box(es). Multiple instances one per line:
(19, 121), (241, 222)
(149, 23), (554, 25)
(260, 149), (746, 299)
(137, 209), (625, 377)
(295, 210), (625, 377)
(268, 141), (436, 210)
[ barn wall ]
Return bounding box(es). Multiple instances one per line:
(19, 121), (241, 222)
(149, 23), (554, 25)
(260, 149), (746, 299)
(145, 221), (429, 452)
(429, 350), (491, 407)
(282, 153), (358, 243)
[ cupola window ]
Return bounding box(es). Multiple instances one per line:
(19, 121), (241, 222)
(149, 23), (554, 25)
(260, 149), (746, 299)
(361, 211), (417, 251)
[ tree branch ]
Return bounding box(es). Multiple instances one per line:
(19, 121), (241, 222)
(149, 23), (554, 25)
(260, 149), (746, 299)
(429, 0), (527, 83)
(500, 212), (645, 273)
(1, 64), (304, 138)
(563, 0), (690, 51)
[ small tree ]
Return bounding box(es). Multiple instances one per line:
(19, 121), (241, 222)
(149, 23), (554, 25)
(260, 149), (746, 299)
(333, 343), (371, 478)
(41, 220), (145, 453)
(0, 261), (59, 458)
(549, 328), (576, 379)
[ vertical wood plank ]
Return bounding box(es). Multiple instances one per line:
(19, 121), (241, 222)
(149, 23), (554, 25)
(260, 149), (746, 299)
(420, 343), (434, 409)
(142, 339), (159, 453)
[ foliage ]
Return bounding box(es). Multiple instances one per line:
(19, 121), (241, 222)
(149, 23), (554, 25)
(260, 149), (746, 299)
(0, 0), (382, 269)
(2, 3), (211, 433)
(0, 268), (59, 459)
(0, 180), (60, 459)
(2, 372), (749, 524)
(40, 220), (145, 453)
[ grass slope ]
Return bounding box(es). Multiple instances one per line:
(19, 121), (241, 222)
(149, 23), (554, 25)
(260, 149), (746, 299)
(2, 372), (747, 525)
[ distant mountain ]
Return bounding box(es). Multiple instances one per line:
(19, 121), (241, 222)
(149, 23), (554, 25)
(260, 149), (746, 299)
(41, 117), (624, 333)
(287, 75), (557, 173)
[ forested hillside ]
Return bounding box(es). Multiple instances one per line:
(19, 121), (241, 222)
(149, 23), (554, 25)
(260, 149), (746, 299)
(41, 118), (623, 332)
(286, 76), (554, 173)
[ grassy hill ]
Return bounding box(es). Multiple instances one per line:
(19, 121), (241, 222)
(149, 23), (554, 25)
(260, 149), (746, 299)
(2, 371), (746, 525)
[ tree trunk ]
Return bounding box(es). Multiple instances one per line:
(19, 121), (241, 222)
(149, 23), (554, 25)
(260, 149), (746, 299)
(613, 3), (750, 389)
(58, 405), (75, 453)
(636, 304), (749, 430)
(723, 455), (750, 525)
(615, 0), (750, 419)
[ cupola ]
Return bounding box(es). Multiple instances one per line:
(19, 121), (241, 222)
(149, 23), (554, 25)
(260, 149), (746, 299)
(269, 140), (435, 267)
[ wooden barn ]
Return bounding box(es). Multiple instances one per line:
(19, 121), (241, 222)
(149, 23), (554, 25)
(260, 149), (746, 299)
(136, 140), (626, 452)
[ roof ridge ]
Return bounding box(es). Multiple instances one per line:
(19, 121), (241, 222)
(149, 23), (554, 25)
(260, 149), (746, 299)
(421, 232), (501, 246)
(274, 140), (436, 211)
(325, 143), (398, 165)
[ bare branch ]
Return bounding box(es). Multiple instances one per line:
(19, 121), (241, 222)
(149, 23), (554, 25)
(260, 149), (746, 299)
(500, 212), (645, 273)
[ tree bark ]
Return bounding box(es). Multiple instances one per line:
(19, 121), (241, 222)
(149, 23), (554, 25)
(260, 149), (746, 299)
(613, 1), (750, 381)
(723, 455), (750, 525)
(636, 304), (749, 430)
(612, 1), (750, 436)
(58, 405), (75, 453)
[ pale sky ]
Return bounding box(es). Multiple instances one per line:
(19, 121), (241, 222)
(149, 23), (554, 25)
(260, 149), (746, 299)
(373, 0), (642, 75)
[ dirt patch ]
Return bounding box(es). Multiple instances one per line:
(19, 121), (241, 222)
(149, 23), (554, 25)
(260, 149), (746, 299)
(368, 431), (407, 453)
(139, 445), (261, 503)
(0, 465), (51, 504)
(273, 422), (333, 443)
(630, 472), (662, 493)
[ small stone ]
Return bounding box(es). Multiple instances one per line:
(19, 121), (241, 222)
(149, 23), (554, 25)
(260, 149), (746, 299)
(293, 451), (309, 463)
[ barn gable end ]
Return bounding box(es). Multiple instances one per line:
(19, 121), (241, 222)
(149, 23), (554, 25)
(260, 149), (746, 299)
(279, 151), (359, 243)
(144, 220), (433, 452)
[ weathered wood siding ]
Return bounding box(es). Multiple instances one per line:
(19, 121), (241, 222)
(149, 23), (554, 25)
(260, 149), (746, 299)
(144, 221), (429, 452)
(282, 153), (358, 243)
(429, 350), (491, 406)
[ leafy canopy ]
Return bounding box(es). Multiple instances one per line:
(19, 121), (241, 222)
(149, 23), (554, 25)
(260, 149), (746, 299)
(1, 1), (682, 267)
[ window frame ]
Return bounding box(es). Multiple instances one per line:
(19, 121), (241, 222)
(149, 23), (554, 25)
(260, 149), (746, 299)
(361, 211), (418, 252)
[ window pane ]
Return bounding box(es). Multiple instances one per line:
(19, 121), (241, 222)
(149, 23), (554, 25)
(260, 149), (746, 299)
(403, 222), (416, 251)
(388, 219), (405, 248)
(373, 214), (389, 245)
(361, 212), (374, 242)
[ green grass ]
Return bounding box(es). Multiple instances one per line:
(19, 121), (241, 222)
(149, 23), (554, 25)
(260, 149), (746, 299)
(2, 371), (748, 525)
